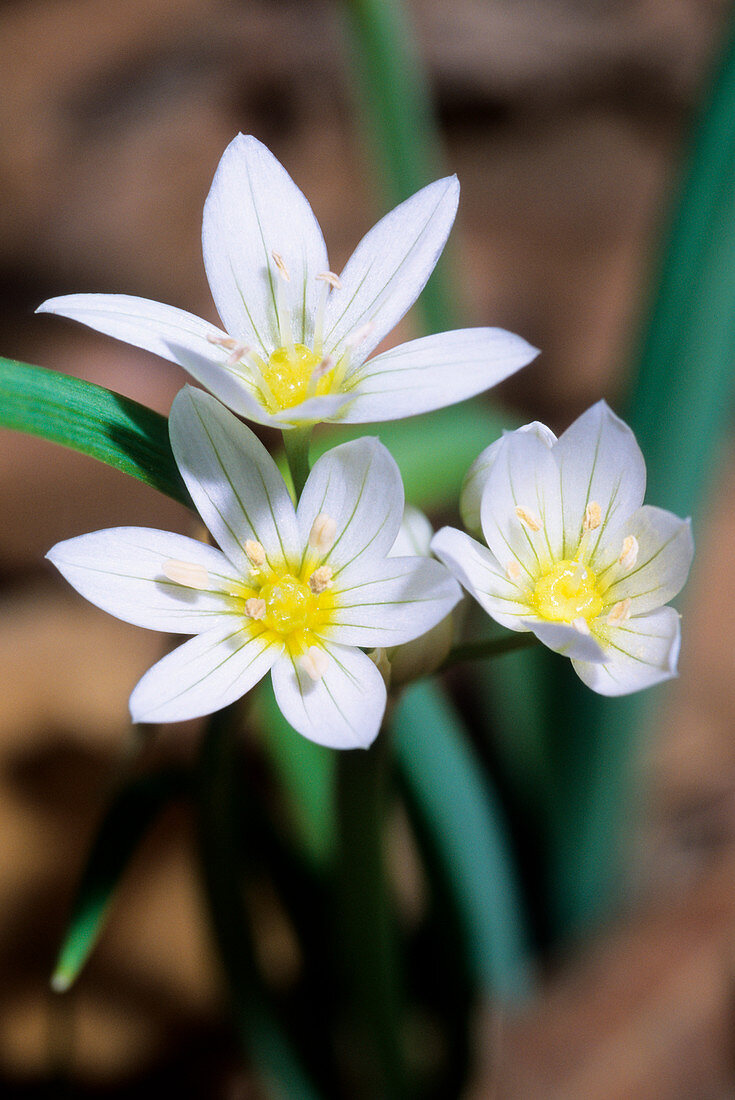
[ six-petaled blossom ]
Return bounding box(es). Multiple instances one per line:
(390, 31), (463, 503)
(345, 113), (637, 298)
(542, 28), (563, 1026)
(46, 388), (462, 748)
(37, 134), (538, 430)
(432, 402), (694, 695)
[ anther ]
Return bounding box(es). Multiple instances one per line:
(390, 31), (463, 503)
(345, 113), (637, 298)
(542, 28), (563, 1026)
(572, 617), (591, 634)
(584, 501), (602, 531)
(308, 565), (333, 594)
(515, 505), (542, 532)
(308, 514), (337, 554)
(608, 598), (631, 624)
(317, 271), (342, 289)
(245, 597), (266, 620)
(271, 251), (290, 282)
(161, 559), (210, 590)
(300, 646), (329, 681)
(345, 321), (375, 350)
(506, 560), (522, 582)
(619, 536), (639, 571)
(245, 540), (266, 567)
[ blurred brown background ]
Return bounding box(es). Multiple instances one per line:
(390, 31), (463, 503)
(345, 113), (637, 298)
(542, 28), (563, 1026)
(2, 0), (735, 1096)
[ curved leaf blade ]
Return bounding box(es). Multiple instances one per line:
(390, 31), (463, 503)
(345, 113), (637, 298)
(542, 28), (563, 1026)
(0, 358), (189, 506)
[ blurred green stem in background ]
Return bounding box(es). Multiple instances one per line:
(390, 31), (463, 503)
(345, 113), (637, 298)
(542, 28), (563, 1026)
(549, 15), (735, 938)
(342, 0), (458, 333)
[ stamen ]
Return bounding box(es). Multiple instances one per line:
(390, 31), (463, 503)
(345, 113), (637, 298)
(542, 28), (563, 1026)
(345, 320), (375, 350)
(308, 514), (337, 554)
(271, 251), (290, 282)
(608, 598), (631, 624)
(515, 505), (542, 532)
(308, 565), (334, 594)
(272, 251), (295, 357)
(245, 597), (266, 620)
(506, 560), (522, 582)
(572, 617), (591, 634)
(584, 501), (602, 531)
(300, 646), (329, 681)
(306, 355), (334, 399)
(161, 559), (210, 590)
(245, 540), (266, 567)
(619, 536), (639, 571)
(316, 271), (342, 289)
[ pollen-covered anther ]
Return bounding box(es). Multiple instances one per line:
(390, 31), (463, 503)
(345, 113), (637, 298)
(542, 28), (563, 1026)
(506, 560), (522, 581)
(572, 617), (591, 635)
(308, 513), (337, 554)
(161, 559), (210, 590)
(515, 505), (542, 532)
(244, 539), (266, 567)
(245, 597), (266, 620)
(584, 501), (602, 531)
(345, 321), (375, 350)
(271, 250), (290, 281)
(308, 565), (334, 594)
(300, 645), (329, 681)
(312, 355), (334, 382)
(317, 270), (342, 289)
(619, 535), (639, 571)
(608, 598), (631, 624)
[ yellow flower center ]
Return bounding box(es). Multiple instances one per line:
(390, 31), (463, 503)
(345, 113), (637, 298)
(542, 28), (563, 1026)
(261, 343), (334, 411)
(259, 574), (314, 635)
(531, 559), (603, 623)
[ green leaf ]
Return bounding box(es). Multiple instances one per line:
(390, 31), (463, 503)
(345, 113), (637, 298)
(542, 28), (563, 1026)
(0, 358), (189, 505)
(392, 681), (535, 1001)
(548, 18), (735, 937)
(52, 768), (187, 992)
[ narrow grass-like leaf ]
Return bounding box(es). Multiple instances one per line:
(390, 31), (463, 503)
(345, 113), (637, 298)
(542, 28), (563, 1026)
(549, 19), (735, 937)
(392, 681), (534, 1001)
(52, 768), (187, 992)
(0, 358), (188, 505)
(342, 0), (458, 334)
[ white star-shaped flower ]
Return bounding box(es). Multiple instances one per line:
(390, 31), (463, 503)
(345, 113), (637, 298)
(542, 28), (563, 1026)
(432, 402), (694, 695)
(46, 388), (461, 748)
(37, 134), (538, 429)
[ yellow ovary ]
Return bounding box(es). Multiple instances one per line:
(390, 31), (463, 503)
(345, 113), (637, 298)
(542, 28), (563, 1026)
(261, 344), (335, 411)
(259, 575), (314, 634)
(531, 559), (603, 624)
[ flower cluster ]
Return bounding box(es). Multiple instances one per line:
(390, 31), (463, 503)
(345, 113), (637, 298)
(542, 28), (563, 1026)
(43, 135), (695, 748)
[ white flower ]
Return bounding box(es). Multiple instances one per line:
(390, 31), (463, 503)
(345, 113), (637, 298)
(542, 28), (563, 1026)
(37, 134), (538, 430)
(46, 388), (461, 748)
(432, 402), (694, 695)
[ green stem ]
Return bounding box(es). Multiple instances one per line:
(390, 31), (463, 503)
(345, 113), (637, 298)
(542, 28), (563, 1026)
(283, 427), (313, 499)
(440, 631), (540, 671)
(195, 706), (322, 1099)
(335, 736), (406, 1098)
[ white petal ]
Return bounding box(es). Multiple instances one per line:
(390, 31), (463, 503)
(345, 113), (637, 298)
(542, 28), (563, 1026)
(37, 293), (278, 424)
(526, 619), (606, 662)
(390, 505), (434, 558)
(573, 606), (681, 696)
(319, 556), (462, 647)
(271, 643), (386, 749)
(460, 422), (557, 537)
(339, 328), (539, 423)
(202, 134), (328, 357)
(269, 389), (355, 427)
(553, 401), (646, 563)
(322, 176), (459, 363)
(297, 437), (403, 570)
(431, 526), (532, 631)
(479, 428), (564, 578)
(130, 623), (281, 723)
(600, 506), (694, 614)
(169, 388), (300, 573)
(47, 527), (240, 633)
